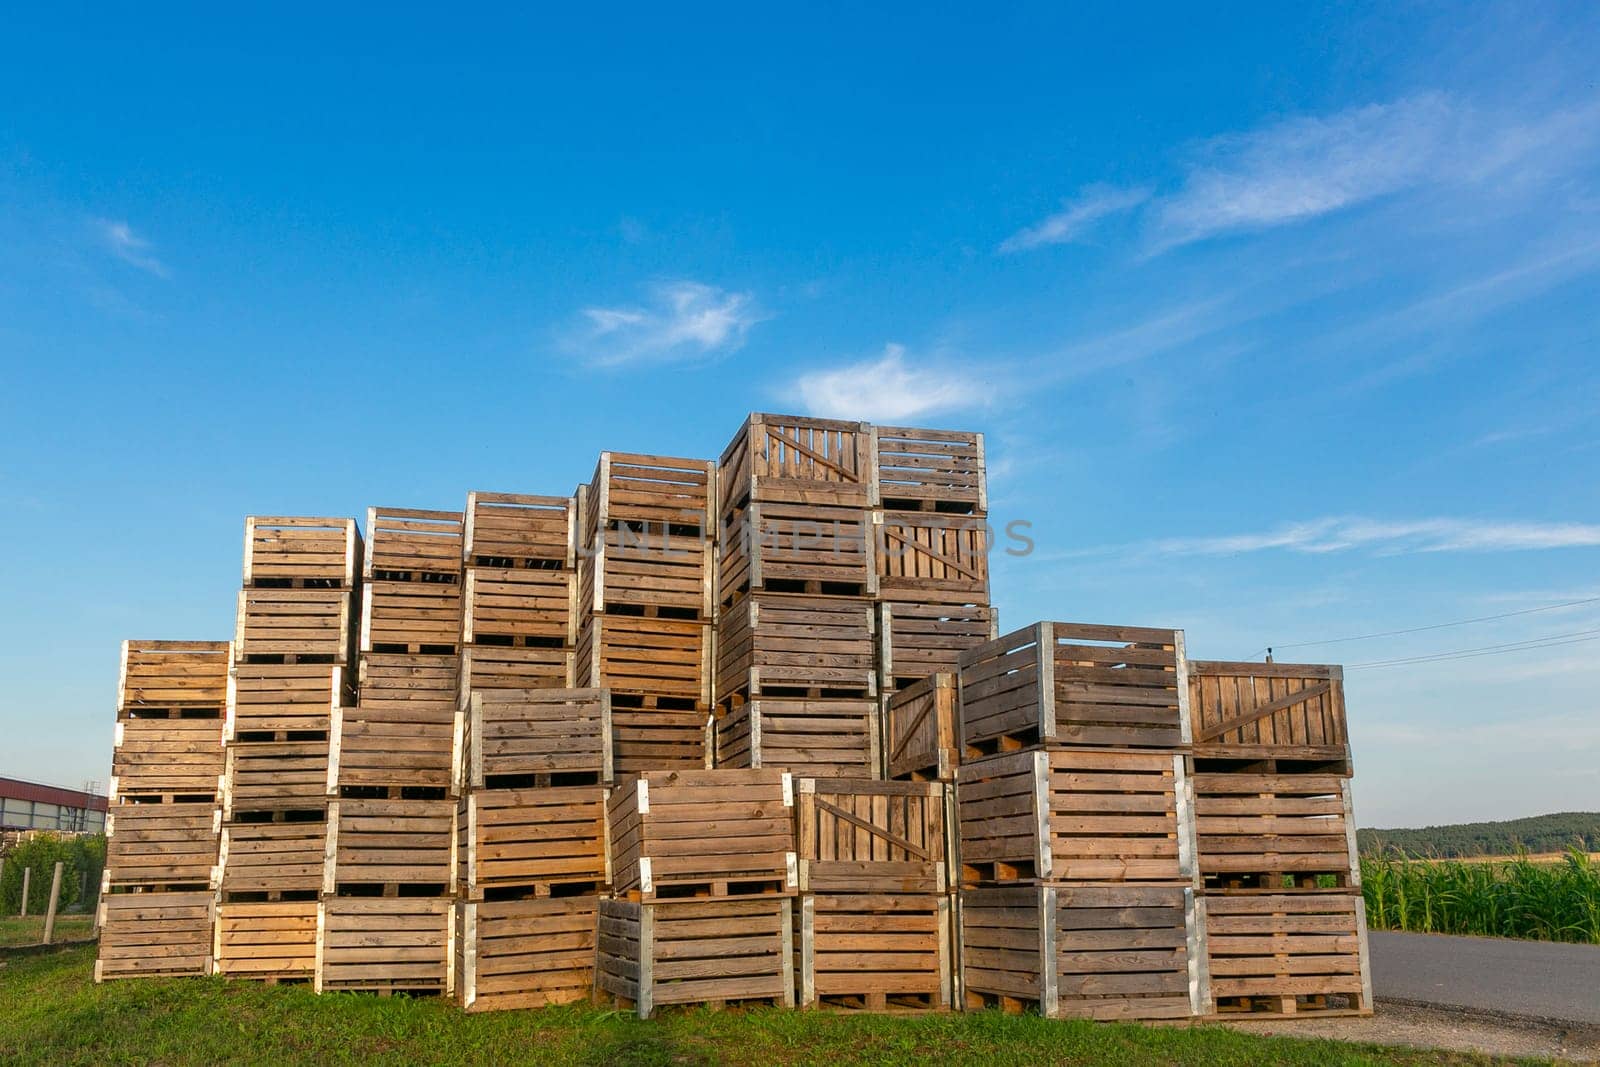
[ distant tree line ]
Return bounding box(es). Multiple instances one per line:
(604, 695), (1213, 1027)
(1359, 811), (1600, 858)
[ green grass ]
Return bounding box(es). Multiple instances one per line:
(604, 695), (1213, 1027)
(1362, 848), (1600, 943)
(0, 945), (1533, 1066)
(0, 913), (96, 948)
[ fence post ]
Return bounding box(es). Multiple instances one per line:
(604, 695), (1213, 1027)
(42, 862), (64, 945)
(19, 867), (30, 917)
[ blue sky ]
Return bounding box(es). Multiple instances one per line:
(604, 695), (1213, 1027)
(3, 4), (1597, 826)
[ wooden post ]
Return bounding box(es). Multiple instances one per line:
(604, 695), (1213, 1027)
(42, 862), (64, 944)
(19, 867), (30, 917)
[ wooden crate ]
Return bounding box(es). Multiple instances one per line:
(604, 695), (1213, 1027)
(459, 645), (575, 699)
(118, 639), (231, 711)
(795, 778), (947, 894)
(463, 567), (576, 646)
(870, 425), (985, 514)
(608, 769), (796, 900)
(715, 593), (876, 707)
(1188, 661), (1350, 769)
(1192, 772), (1359, 890)
(218, 818), (328, 896)
(719, 413), (872, 515)
(461, 786), (608, 899)
(243, 517), (361, 589)
(222, 740), (330, 816)
(874, 512), (990, 606)
(111, 713), (225, 801)
(597, 896), (795, 1018)
(1202, 893), (1371, 1016)
(957, 749), (1194, 886)
(214, 900), (318, 981)
(714, 700), (879, 779)
(799, 893), (952, 1010)
(611, 708), (709, 775)
(333, 653), (461, 793)
(459, 896), (598, 1012)
(361, 580), (463, 654)
(95, 890), (215, 981)
(234, 587), (354, 662)
(960, 884), (1200, 1020)
(884, 673), (958, 782)
(880, 603), (997, 694)
(576, 614), (711, 709)
(324, 798), (456, 893)
(104, 803), (219, 888)
(464, 491), (575, 568)
(586, 451), (717, 532)
(717, 501), (875, 607)
(316, 898), (454, 995)
(364, 506), (463, 581)
(227, 661), (343, 737)
(958, 622), (1188, 755)
(468, 688), (612, 788)
(578, 524), (714, 620)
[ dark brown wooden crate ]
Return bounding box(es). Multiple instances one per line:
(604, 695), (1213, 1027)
(716, 501), (875, 607)
(118, 640), (231, 711)
(870, 425), (985, 514)
(461, 786), (608, 898)
(715, 593), (876, 707)
(325, 798), (455, 892)
(799, 893), (952, 1009)
(364, 506), (463, 581)
(1188, 661), (1350, 768)
(468, 688), (611, 787)
(713, 700), (879, 780)
(1193, 772), (1358, 890)
(243, 517), (361, 590)
(463, 567), (576, 646)
(213, 900), (318, 981)
(880, 603), (997, 695)
(874, 512), (990, 606)
(464, 491), (574, 568)
(1201, 892), (1371, 1016)
(611, 708), (708, 775)
(330, 706), (460, 794)
(222, 740), (330, 817)
(316, 898), (454, 994)
(795, 778), (947, 894)
(96, 889), (215, 981)
(719, 413), (872, 516)
(883, 673), (957, 782)
(105, 802), (219, 888)
(459, 896), (597, 1012)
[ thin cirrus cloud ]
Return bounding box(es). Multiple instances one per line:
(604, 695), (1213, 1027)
(998, 184), (1151, 252)
(1144, 516), (1600, 557)
(578, 281), (762, 367)
(97, 219), (168, 277)
(791, 344), (994, 423)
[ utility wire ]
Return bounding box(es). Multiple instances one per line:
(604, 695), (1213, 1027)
(1345, 628), (1600, 670)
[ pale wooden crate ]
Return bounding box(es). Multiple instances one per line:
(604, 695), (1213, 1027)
(460, 786), (608, 900)
(870, 425), (985, 514)
(713, 700), (879, 780)
(213, 900), (318, 982)
(799, 893), (952, 1010)
(957, 748), (1195, 887)
(104, 802), (219, 889)
(221, 740), (330, 818)
(719, 413), (873, 517)
(879, 603), (997, 695)
(1201, 892), (1372, 1017)
(316, 898), (454, 995)
(111, 713), (225, 802)
(958, 621), (1188, 755)
(234, 587), (354, 663)
(597, 896), (795, 1018)
(1188, 661), (1351, 770)
(95, 890), (215, 982)
(118, 639), (231, 712)
(467, 688), (611, 788)
(324, 798), (456, 894)
(716, 500), (876, 607)
(608, 768), (795, 900)
(458, 896), (598, 1012)
(333, 653), (461, 793)
(1192, 771), (1360, 891)
(227, 661), (345, 738)
(218, 819), (328, 896)
(715, 593), (876, 708)
(585, 451), (717, 532)
(874, 512), (990, 606)
(463, 566), (576, 646)
(360, 580), (462, 654)
(575, 614), (711, 709)
(459, 645), (575, 702)
(464, 491), (574, 568)
(364, 506), (463, 581)
(959, 884), (1201, 1021)
(242, 517), (361, 589)
(795, 778), (947, 895)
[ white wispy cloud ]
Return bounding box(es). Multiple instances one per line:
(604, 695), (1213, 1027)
(577, 281), (762, 366)
(791, 344), (994, 422)
(1147, 516), (1600, 557)
(999, 184), (1150, 253)
(97, 219), (168, 277)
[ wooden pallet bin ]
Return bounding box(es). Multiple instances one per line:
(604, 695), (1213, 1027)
(958, 622), (1189, 755)
(467, 688), (612, 788)
(218, 819), (328, 896)
(874, 512), (990, 606)
(1202, 893), (1371, 1017)
(459, 645), (575, 699)
(227, 661), (344, 737)
(597, 896), (796, 1018)
(459, 896), (598, 1012)
(333, 653), (461, 793)
(1192, 772), (1359, 890)
(870, 426), (985, 514)
(586, 452), (717, 531)
(611, 708), (709, 774)
(235, 587), (354, 662)
(105, 803), (219, 888)
(716, 500), (876, 607)
(118, 639), (232, 711)
(463, 566), (576, 647)
(879, 603), (997, 694)
(714, 700), (880, 779)
(316, 898), (455, 994)
(798, 893), (952, 1010)
(957, 749), (1195, 886)
(96, 890), (215, 981)
(464, 491), (574, 568)
(461, 786), (609, 899)
(324, 798), (456, 893)
(576, 614), (711, 709)
(959, 884), (1203, 1020)
(795, 778), (948, 895)
(715, 593), (877, 707)
(365, 506), (464, 580)
(222, 740), (331, 816)
(213, 900), (319, 981)
(884, 673), (958, 782)
(608, 769), (796, 900)
(1188, 661), (1350, 769)
(578, 524), (714, 621)
(243, 517), (361, 589)
(719, 413), (873, 516)
(361, 580), (463, 654)
(112, 714), (225, 801)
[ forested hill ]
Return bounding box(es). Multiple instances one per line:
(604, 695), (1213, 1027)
(1358, 812), (1600, 857)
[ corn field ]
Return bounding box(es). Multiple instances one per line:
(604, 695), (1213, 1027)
(1361, 848), (1600, 944)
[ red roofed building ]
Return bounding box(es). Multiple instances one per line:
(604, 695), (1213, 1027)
(0, 777), (108, 834)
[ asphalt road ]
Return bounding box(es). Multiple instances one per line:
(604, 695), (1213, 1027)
(1370, 930), (1600, 1025)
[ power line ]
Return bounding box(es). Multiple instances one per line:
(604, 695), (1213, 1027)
(1345, 628), (1600, 670)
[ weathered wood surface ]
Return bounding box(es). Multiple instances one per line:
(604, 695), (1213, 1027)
(1202, 893), (1371, 1016)
(324, 798), (456, 892)
(799, 893), (951, 1009)
(879, 603), (997, 694)
(884, 672), (958, 782)
(576, 615), (711, 708)
(96, 890), (215, 982)
(335, 653), (461, 792)
(468, 688), (611, 787)
(461, 786), (608, 898)
(795, 778), (946, 894)
(463, 567), (576, 646)
(235, 588), (354, 662)
(464, 491), (574, 568)
(213, 900), (318, 981)
(870, 425), (985, 513)
(243, 517), (361, 589)
(458, 645), (575, 700)
(222, 740), (331, 817)
(611, 708), (709, 775)
(228, 662), (344, 737)
(719, 413), (872, 516)
(1192, 772), (1358, 889)
(118, 640), (232, 710)
(714, 700), (880, 779)
(219, 819), (328, 895)
(361, 580), (463, 654)
(1188, 661), (1349, 765)
(715, 593), (876, 706)
(874, 512), (990, 606)
(717, 501), (876, 606)
(105, 803), (219, 888)
(586, 452), (716, 532)
(364, 506), (463, 581)
(316, 898), (454, 994)
(112, 714), (225, 801)
(459, 896), (597, 1012)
